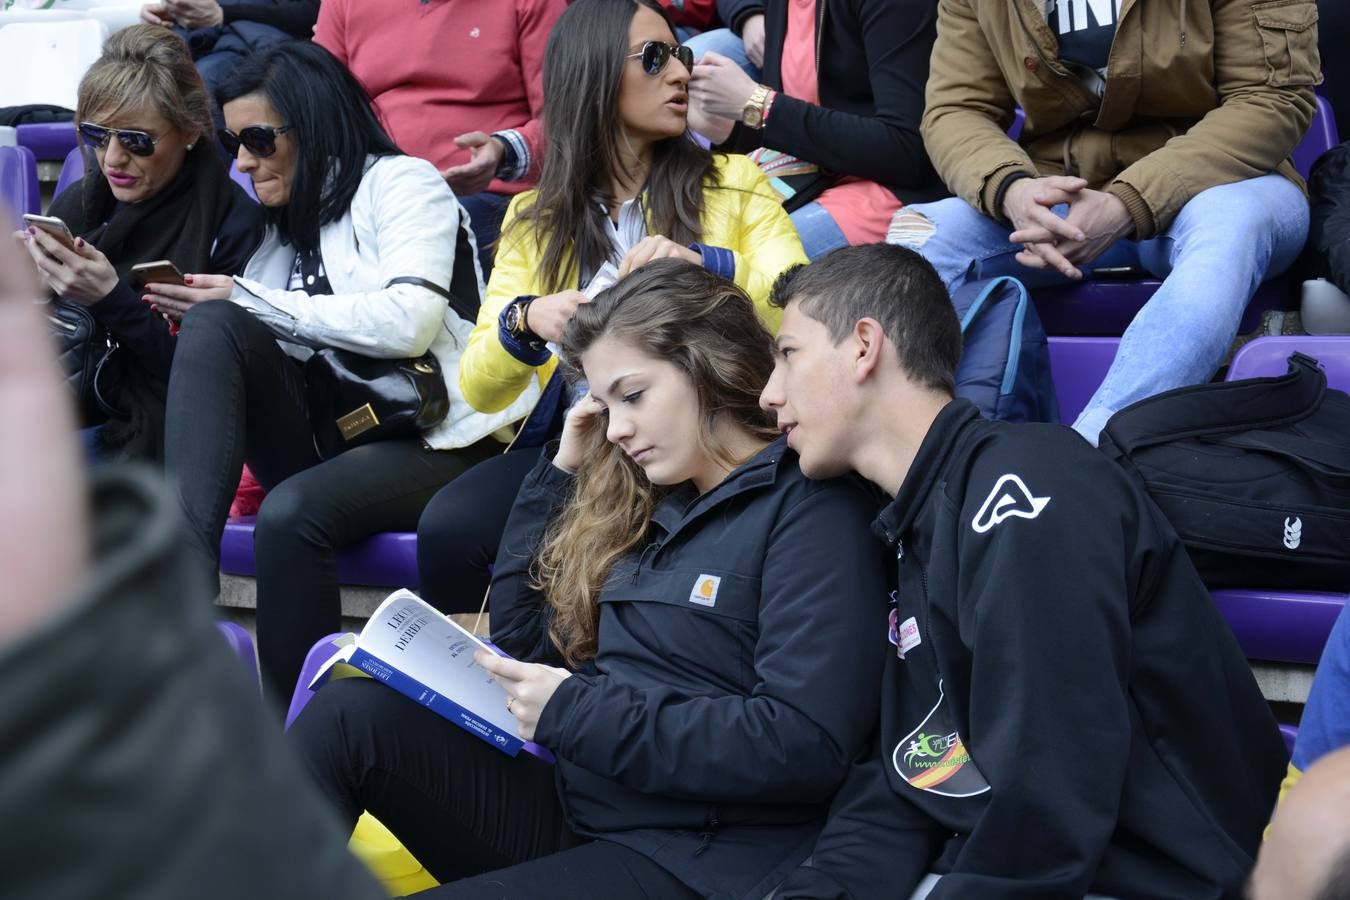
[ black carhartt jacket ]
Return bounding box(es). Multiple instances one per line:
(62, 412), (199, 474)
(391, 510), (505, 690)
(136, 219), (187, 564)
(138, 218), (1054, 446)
(778, 401), (1286, 899)
(490, 438), (889, 900)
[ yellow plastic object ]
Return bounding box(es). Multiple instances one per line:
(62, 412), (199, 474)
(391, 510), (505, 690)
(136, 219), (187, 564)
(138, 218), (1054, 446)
(348, 811), (439, 896)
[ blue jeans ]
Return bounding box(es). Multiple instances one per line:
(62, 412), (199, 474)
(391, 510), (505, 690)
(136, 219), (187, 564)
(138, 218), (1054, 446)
(890, 174), (1309, 443)
(791, 201), (850, 261)
(684, 27), (762, 79)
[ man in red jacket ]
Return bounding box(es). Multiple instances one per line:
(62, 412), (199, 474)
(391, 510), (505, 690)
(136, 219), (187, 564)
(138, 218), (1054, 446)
(315, 0), (565, 277)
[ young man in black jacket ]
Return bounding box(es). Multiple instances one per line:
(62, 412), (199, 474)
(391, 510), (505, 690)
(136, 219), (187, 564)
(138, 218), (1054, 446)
(759, 244), (1288, 899)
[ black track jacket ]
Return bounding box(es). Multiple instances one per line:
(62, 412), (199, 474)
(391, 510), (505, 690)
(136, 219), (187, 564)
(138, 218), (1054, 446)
(779, 400), (1286, 899)
(490, 438), (889, 900)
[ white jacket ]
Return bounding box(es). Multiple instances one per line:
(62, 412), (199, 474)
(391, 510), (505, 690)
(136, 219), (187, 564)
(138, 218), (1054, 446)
(228, 154), (539, 450)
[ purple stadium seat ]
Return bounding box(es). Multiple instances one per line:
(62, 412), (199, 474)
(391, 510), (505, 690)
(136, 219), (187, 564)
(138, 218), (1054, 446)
(1047, 336), (1118, 424)
(1293, 95), (1341, 180)
(216, 620), (260, 683)
(53, 146), (84, 200)
(1227, 335), (1350, 389)
(1036, 278), (1291, 337)
(220, 516), (420, 588)
(1212, 589), (1345, 665)
(285, 632), (345, 729)
(15, 122), (77, 163)
(229, 161), (258, 202)
(1033, 96), (1340, 337)
(1280, 723), (1298, 757)
(0, 144), (40, 225)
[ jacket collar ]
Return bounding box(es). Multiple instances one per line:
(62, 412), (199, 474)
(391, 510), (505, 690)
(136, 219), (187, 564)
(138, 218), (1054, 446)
(650, 436), (789, 537)
(872, 399), (979, 545)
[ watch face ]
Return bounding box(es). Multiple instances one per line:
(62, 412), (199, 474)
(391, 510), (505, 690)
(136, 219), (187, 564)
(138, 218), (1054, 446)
(743, 107), (763, 128)
(506, 304), (522, 334)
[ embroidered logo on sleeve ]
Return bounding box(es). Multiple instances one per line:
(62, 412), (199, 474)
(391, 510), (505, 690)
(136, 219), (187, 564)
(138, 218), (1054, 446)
(971, 473), (1051, 533)
(689, 575), (720, 607)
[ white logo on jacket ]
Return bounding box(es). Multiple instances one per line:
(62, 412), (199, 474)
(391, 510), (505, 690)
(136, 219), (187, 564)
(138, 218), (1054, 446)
(971, 474), (1051, 533)
(1284, 517), (1303, 550)
(690, 575), (720, 607)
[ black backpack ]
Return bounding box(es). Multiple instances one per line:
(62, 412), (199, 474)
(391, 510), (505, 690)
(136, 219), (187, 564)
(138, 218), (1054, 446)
(1098, 353), (1350, 591)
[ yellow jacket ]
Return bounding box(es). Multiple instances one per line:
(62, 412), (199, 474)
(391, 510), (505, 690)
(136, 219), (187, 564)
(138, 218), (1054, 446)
(460, 153), (807, 414)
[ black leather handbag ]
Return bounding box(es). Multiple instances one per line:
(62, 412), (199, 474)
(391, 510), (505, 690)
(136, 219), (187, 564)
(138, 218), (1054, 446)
(46, 297), (123, 425)
(304, 346), (450, 459)
(301, 218), (483, 458)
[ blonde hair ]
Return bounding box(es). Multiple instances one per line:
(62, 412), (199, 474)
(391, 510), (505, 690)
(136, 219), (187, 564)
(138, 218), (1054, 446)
(535, 260), (779, 665)
(76, 25), (211, 142)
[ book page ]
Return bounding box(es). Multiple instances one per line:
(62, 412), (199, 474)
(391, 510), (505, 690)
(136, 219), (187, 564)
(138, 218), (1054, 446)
(356, 590), (521, 740)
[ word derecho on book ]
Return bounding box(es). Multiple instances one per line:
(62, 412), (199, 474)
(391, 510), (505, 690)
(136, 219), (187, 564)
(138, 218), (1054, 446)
(311, 589), (553, 761)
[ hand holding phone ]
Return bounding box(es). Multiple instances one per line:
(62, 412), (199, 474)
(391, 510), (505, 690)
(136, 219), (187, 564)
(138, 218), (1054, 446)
(21, 214), (77, 253)
(131, 259), (187, 289)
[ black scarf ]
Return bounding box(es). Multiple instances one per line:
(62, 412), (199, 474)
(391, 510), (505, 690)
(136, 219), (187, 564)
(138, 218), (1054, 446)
(48, 142), (240, 462)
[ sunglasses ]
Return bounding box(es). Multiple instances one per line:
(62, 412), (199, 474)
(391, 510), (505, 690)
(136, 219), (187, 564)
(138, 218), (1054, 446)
(217, 124), (293, 159)
(78, 121), (163, 157)
(626, 41), (694, 76)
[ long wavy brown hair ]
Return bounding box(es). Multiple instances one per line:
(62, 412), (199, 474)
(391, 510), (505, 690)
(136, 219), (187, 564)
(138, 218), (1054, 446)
(507, 0), (717, 293)
(535, 260), (780, 665)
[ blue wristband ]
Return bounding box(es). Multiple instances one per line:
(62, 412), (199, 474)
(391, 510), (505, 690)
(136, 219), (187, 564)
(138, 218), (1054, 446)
(497, 296), (552, 366)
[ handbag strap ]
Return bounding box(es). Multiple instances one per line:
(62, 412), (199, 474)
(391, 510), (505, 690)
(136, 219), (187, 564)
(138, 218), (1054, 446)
(1103, 352), (1327, 455)
(384, 276), (478, 324)
(384, 215), (484, 324)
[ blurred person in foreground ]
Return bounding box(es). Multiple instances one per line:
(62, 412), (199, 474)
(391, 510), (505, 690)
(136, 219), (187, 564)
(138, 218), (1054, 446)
(0, 224), (383, 900)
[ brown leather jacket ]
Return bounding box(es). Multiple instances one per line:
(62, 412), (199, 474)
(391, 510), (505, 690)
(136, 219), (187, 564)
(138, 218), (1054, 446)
(921, 0), (1320, 237)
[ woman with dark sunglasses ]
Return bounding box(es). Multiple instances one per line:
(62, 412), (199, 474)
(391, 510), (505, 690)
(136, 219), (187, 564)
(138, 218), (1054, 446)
(416, 0), (806, 618)
(145, 41), (529, 706)
(14, 24), (263, 462)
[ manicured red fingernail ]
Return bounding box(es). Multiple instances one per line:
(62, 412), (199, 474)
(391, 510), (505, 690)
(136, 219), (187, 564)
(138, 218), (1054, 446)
(76, 238), (85, 248)
(184, 274), (194, 284)
(141, 295), (151, 303)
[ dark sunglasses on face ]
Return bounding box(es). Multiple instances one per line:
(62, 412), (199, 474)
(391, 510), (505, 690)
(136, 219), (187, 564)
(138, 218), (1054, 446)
(626, 41), (694, 76)
(78, 121), (163, 157)
(217, 124), (293, 159)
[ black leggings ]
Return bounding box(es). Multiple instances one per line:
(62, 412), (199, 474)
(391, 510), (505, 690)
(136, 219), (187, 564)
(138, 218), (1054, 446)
(416, 446), (543, 612)
(290, 678), (699, 899)
(164, 301), (493, 703)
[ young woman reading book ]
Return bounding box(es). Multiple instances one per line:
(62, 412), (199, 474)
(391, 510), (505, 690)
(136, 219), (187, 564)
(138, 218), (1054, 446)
(290, 260), (887, 899)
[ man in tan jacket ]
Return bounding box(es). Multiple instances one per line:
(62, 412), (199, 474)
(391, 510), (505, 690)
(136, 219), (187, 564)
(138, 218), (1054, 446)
(889, 0), (1318, 443)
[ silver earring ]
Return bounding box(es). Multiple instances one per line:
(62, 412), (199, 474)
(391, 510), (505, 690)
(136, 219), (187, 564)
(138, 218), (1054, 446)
(187, 143), (195, 150)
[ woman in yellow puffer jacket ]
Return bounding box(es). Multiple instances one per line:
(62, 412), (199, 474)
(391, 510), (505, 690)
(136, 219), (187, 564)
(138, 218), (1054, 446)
(415, 0), (807, 616)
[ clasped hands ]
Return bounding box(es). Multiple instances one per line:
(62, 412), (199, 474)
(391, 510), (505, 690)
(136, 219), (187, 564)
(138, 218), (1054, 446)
(1001, 176), (1134, 280)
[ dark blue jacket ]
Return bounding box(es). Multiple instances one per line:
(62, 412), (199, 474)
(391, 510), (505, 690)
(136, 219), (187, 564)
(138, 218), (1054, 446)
(778, 401), (1287, 899)
(490, 438), (889, 900)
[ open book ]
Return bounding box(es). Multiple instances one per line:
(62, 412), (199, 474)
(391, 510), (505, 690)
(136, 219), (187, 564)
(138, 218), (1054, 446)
(311, 590), (554, 761)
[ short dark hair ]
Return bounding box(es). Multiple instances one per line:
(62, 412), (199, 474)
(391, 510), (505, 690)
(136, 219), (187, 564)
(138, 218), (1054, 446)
(217, 41), (401, 253)
(769, 243), (962, 395)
